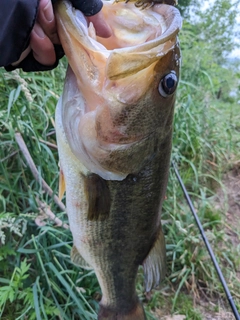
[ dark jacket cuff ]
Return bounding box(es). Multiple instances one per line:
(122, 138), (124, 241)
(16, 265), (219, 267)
(5, 45), (65, 72)
(0, 0), (39, 67)
(71, 0), (103, 16)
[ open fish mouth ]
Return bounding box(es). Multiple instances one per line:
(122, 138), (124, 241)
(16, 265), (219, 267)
(56, 0), (181, 80)
(55, 0), (181, 180)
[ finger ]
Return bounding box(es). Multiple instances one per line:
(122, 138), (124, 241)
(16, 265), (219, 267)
(30, 23), (56, 66)
(87, 11), (112, 38)
(37, 0), (60, 44)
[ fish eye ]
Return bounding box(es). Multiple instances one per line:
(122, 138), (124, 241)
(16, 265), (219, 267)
(158, 71), (178, 98)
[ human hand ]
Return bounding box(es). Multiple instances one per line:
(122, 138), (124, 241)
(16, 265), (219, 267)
(69, 0), (112, 38)
(11, 0), (111, 71)
(30, 0), (60, 65)
(87, 11), (112, 38)
(12, 0), (60, 68)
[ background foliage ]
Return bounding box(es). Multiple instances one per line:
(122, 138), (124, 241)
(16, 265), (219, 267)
(0, 0), (239, 319)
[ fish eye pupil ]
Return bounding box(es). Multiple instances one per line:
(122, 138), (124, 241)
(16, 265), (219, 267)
(158, 71), (178, 97)
(165, 77), (175, 89)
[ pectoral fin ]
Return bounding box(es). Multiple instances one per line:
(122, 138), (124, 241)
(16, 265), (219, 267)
(71, 245), (93, 270)
(84, 173), (111, 221)
(143, 226), (166, 292)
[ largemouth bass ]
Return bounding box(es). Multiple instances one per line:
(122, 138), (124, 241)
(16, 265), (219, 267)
(55, 1), (181, 319)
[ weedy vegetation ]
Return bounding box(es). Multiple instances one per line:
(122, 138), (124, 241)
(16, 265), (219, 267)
(0, 0), (239, 319)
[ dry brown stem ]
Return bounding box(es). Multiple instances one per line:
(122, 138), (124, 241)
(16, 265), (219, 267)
(15, 132), (65, 212)
(32, 136), (58, 150)
(35, 198), (69, 229)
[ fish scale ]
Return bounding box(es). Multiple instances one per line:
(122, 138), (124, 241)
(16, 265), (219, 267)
(55, 1), (181, 319)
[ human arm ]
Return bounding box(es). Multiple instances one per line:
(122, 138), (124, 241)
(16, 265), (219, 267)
(0, 0), (64, 71)
(0, 0), (111, 72)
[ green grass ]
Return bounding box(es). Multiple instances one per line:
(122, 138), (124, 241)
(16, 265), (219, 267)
(0, 26), (240, 319)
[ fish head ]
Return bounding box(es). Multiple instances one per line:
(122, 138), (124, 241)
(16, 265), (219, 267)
(55, 0), (182, 180)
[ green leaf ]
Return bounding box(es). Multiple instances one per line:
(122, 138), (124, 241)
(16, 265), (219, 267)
(33, 281), (41, 320)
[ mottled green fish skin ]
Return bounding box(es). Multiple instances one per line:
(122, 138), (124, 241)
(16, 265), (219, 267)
(55, 1), (181, 319)
(118, 0), (178, 8)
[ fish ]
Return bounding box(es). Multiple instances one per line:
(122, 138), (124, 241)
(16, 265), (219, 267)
(116, 0), (178, 9)
(54, 0), (181, 319)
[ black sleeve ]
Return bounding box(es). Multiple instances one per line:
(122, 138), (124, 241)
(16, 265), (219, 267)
(0, 0), (102, 72)
(51, 0), (103, 15)
(0, 0), (39, 67)
(5, 44), (65, 72)
(0, 0), (64, 72)
(70, 0), (103, 16)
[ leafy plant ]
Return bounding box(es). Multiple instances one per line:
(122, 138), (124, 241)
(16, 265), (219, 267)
(0, 259), (32, 319)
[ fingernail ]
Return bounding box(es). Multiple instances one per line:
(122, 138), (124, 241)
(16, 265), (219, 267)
(44, 1), (54, 22)
(33, 24), (45, 38)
